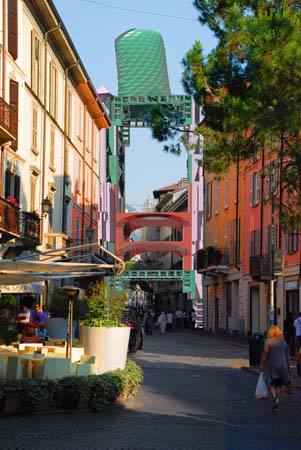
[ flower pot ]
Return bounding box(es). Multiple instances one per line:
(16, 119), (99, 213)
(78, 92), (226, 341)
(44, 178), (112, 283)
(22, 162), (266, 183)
(81, 326), (130, 374)
(116, 389), (129, 403)
(3, 388), (21, 415)
(45, 318), (75, 339)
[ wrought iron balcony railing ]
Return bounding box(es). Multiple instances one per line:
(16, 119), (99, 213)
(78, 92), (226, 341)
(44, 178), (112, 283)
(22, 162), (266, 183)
(0, 97), (17, 144)
(19, 211), (41, 244)
(0, 197), (19, 238)
(249, 254), (271, 279)
(197, 246), (224, 271)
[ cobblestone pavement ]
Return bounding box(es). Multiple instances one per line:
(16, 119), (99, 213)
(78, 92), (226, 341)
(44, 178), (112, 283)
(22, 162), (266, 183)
(1, 331), (301, 450)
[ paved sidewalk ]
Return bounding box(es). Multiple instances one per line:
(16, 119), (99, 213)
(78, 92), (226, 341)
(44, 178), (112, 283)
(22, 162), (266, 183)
(206, 331), (301, 390)
(209, 335), (301, 390)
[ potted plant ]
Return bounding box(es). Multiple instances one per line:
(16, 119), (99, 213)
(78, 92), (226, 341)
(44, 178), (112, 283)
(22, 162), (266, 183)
(80, 281), (130, 374)
(0, 311), (18, 345)
(45, 290), (82, 339)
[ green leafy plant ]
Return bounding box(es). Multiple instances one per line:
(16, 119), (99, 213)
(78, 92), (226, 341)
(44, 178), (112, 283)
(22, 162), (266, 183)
(48, 290), (82, 320)
(83, 281), (129, 327)
(0, 294), (17, 310)
(88, 373), (119, 411)
(0, 311), (18, 345)
(0, 359), (143, 415)
(53, 376), (91, 409)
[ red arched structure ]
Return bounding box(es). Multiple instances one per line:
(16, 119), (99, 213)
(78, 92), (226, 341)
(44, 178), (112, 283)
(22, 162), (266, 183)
(115, 185), (193, 270)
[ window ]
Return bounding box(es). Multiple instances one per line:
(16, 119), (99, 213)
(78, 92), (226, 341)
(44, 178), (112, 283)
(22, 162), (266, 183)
(230, 220), (235, 263)
(32, 106), (38, 153)
(49, 127), (55, 169)
(249, 229), (260, 257)
(30, 172), (39, 212)
(285, 230), (298, 253)
(66, 89), (72, 138)
(93, 127), (99, 160)
(31, 31), (42, 97)
(75, 217), (81, 244)
(10, 79), (18, 151)
(78, 104), (83, 139)
(224, 172), (229, 208)
(77, 159), (82, 193)
(250, 171), (261, 206)
(4, 166), (20, 206)
(49, 61), (58, 120)
(214, 227), (218, 247)
(205, 180), (212, 219)
(8, 0), (18, 60)
(85, 168), (90, 201)
(266, 160), (278, 198)
(214, 179), (219, 214)
(86, 116), (91, 151)
(224, 223), (229, 264)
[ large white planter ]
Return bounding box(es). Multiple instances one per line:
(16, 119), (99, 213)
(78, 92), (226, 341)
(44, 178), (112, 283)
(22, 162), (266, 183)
(81, 326), (130, 374)
(45, 318), (75, 339)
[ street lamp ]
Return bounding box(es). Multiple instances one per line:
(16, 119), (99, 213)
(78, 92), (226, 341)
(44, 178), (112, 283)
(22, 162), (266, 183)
(57, 286), (79, 360)
(41, 196), (52, 217)
(86, 226), (94, 243)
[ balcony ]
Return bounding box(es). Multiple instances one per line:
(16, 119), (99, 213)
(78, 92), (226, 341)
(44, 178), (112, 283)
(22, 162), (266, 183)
(249, 254), (271, 280)
(0, 197), (19, 241)
(0, 98), (17, 145)
(197, 246), (228, 276)
(19, 211), (41, 245)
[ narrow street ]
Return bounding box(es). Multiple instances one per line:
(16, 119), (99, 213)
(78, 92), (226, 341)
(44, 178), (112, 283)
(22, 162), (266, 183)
(1, 331), (301, 450)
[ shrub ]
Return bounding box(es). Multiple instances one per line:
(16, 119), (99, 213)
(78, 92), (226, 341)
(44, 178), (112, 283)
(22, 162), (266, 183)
(48, 291), (82, 319)
(0, 294), (17, 310)
(0, 359), (143, 415)
(84, 281), (129, 327)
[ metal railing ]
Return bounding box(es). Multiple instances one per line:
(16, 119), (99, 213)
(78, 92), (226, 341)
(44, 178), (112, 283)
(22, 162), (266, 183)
(0, 97), (17, 140)
(19, 211), (41, 243)
(249, 254), (271, 279)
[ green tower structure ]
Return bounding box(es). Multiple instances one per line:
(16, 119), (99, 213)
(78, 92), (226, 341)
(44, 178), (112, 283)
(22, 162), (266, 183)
(115, 29), (171, 97)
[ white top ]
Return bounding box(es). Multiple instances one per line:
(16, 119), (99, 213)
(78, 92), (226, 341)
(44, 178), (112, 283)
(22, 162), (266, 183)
(294, 317), (301, 336)
(166, 312), (173, 324)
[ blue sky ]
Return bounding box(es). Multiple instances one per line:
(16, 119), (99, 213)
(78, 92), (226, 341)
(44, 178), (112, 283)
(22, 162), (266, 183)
(54, 0), (215, 209)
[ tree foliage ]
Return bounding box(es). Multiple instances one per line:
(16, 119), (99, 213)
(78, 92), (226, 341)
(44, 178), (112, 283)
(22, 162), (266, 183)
(181, 0), (301, 229)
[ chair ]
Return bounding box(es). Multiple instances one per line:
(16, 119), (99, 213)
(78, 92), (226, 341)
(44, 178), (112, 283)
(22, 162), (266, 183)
(33, 357), (71, 380)
(0, 355), (7, 378)
(6, 356), (26, 379)
(75, 355), (96, 376)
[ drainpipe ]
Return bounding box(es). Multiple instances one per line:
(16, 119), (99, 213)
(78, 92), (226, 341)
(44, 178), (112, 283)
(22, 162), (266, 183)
(260, 146), (265, 257)
(41, 25), (61, 241)
(0, 0), (6, 198)
(235, 152), (240, 271)
(62, 62), (79, 235)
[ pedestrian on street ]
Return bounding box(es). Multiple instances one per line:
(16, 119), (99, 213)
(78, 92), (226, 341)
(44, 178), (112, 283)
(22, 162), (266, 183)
(293, 312), (301, 353)
(156, 311), (167, 335)
(284, 312), (295, 356)
(166, 311), (174, 332)
(175, 308), (183, 332)
(190, 309), (196, 330)
(260, 325), (290, 411)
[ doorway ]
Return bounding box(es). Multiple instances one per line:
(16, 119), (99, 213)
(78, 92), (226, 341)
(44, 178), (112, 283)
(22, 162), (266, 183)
(250, 286), (260, 334)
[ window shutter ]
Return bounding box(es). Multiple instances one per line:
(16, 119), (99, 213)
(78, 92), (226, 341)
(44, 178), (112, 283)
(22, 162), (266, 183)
(250, 173), (254, 206)
(8, 0), (18, 60)
(5, 169), (12, 198)
(10, 80), (18, 151)
(14, 174), (20, 203)
(249, 231), (253, 257)
(255, 171), (260, 205)
(31, 30), (35, 89)
(284, 232), (289, 253)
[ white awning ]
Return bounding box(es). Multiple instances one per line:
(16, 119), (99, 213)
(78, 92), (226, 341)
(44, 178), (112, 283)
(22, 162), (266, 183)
(0, 282), (44, 294)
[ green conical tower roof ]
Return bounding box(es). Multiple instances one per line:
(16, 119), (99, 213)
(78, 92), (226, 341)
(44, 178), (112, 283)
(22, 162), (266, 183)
(115, 29), (171, 97)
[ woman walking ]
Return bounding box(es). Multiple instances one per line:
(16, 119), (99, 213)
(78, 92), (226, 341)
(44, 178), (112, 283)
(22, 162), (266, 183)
(260, 325), (290, 410)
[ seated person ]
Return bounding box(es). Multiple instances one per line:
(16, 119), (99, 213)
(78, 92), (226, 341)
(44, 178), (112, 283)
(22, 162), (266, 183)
(20, 323), (42, 344)
(34, 323), (48, 341)
(30, 304), (44, 325)
(16, 304), (31, 333)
